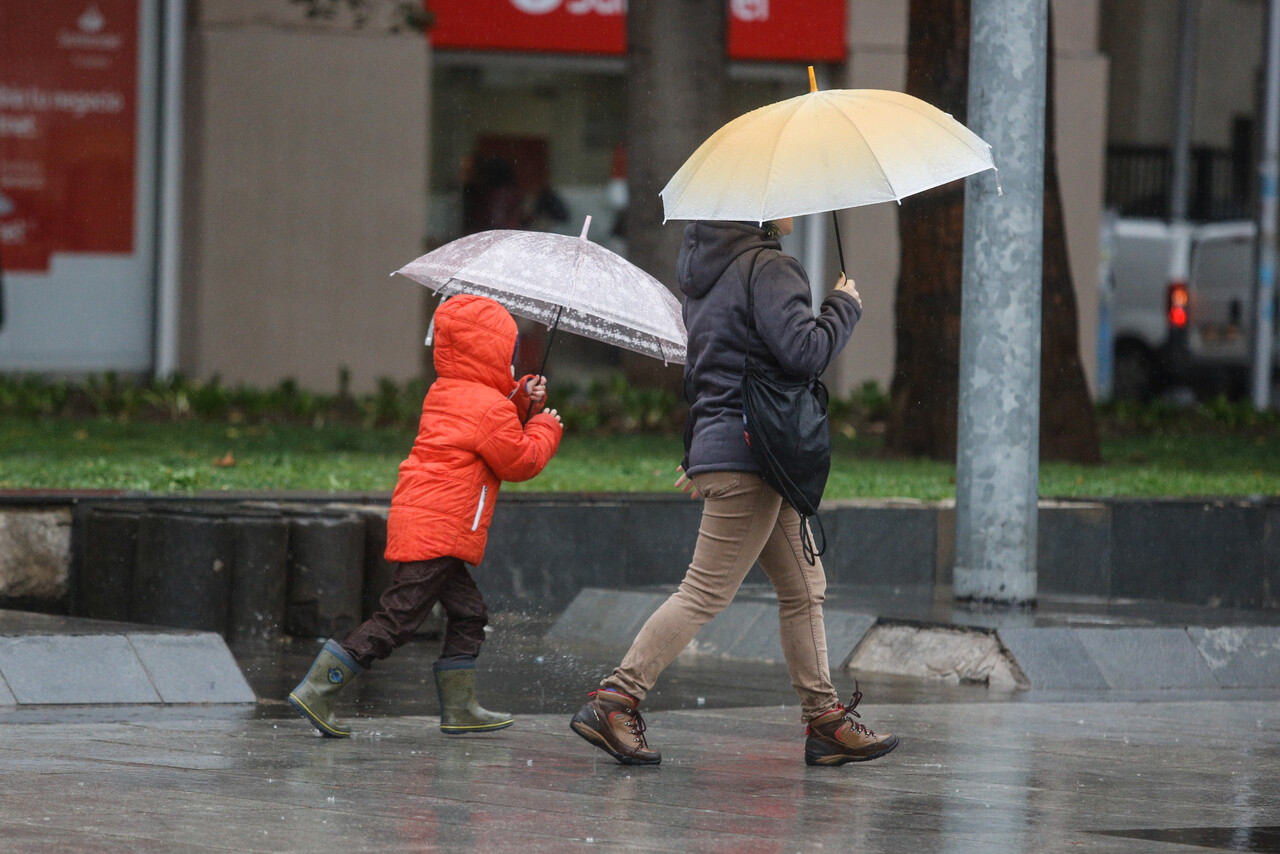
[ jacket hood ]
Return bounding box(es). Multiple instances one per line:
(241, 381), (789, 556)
(431, 294), (519, 394)
(677, 221), (778, 299)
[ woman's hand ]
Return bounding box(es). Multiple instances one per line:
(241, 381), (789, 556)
(674, 465), (701, 499)
(835, 272), (862, 310)
(525, 374), (547, 404)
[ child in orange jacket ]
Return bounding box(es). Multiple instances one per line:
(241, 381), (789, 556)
(288, 294), (563, 738)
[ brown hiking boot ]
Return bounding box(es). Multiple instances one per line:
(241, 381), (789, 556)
(805, 682), (899, 766)
(570, 689), (661, 766)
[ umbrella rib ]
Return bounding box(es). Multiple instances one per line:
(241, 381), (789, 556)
(825, 95), (899, 200)
(760, 98), (811, 222)
(858, 90), (995, 166)
(662, 121), (738, 219)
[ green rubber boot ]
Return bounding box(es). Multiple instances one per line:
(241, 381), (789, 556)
(433, 657), (514, 734)
(287, 639), (362, 738)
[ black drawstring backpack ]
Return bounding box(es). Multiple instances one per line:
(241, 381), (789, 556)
(739, 251), (831, 565)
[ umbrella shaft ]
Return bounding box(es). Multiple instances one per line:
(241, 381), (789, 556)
(831, 211), (846, 275)
(527, 305), (564, 421)
(537, 305), (563, 378)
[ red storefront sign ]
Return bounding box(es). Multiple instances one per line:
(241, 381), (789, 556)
(0, 0), (138, 273)
(429, 0), (846, 63)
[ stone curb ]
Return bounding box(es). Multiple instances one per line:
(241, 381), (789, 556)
(0, 611), (255, 706)
(2, 494), (1278, 638)
(549, 588), (1280, 691)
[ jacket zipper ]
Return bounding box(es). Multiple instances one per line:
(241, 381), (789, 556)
(471, 485), (487, 531)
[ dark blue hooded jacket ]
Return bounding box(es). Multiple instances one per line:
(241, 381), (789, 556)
(678, 221), (861, 476)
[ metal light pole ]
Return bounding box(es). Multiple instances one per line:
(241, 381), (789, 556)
(953, 0), (1048, 605)
(1169, 0), (1198, 222)
(1253, 0), (1280, 409)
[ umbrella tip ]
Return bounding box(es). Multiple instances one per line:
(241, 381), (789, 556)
(579, 215), (592, 240)
(807, 66), (817, 93)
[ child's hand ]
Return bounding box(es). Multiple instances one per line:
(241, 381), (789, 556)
(545, 408), (562, 426)
(525, 374), (547, 403)
(674, 465), (700, 499)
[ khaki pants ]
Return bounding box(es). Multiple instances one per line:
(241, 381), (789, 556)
(602, 471), (840, 721)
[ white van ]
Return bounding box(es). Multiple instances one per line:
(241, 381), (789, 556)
(1107, 217), (1276, 399)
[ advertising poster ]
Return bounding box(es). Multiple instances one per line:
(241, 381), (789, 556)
(0, 0), (139, 274)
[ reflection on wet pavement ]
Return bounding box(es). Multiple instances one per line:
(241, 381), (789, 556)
(4, 695), (1280, 852)
(6, 610), (1280, 852)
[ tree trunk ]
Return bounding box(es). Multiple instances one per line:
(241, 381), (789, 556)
(889, 0), (1100, 463)
(623, 0), (725, 389)
(887, 2), (970, 458)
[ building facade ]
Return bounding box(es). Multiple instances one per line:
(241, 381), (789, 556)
(0, 0), (1119, 396)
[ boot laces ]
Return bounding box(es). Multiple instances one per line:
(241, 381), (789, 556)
(590, 690), (650, 748)
(839, 681), (875, 738)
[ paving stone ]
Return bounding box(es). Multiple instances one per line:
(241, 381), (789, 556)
(1188, 626), (1280, 688)
(0, 671), (14, 705)
(484, 504), (630, 610)
(686, 601), (771, 657)
(848, 622), (1027, 689)
(545, 588), (663, 647)
(128, 633), (256, 704)
(1110, 500), (1267, 608)
(1074, 627), (1220, 690)
(823, 502), (938, 586)
(1037, 502), (1112, 597)
(620, 500), (701, 587)
(1266, 501), (1280, 609)
(997, 627), (1110, 690)
(0, 635), (161, 704)
(723, 610), (786, 662)
(824, 612), (877, 668)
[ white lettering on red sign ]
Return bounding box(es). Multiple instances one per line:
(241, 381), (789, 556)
(0, 86), (124, 117)
(508, 0), (562, 13)
(731, 0), (768, 21)
(508, 0), (626, 15)
(566, 0), (626, 14)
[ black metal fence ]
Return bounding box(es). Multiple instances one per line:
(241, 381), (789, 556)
(1105, 144), (1253, 221)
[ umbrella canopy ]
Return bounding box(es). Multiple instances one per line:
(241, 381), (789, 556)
(394, 217), (687, 366)
(660, 76), (996, 224)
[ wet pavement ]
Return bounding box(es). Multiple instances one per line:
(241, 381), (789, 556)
(5, 610), (1280, 852)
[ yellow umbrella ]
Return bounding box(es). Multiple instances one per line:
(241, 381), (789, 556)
(660, 68), (997, 268)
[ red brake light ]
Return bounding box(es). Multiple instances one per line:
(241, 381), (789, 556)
(1167, 281), (1188, 328)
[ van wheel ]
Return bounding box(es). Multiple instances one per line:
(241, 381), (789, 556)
(1113, 343), (1157, 401)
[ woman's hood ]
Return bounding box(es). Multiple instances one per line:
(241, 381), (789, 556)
(431, 294), (519, 393)
(677, 221), (777, 299)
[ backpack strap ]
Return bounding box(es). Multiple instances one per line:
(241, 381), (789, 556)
(738, 247), (827, 564)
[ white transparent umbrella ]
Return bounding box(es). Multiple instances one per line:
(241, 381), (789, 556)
(394, 216), (687, 367)
(660, 67), (997, 269)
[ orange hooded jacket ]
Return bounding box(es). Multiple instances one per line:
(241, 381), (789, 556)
(385, 295), (562, 565)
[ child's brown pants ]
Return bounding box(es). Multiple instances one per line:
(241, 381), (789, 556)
(341, 556), (489, 670)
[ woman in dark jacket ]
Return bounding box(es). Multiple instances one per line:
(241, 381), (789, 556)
(571, 219), (899, 767)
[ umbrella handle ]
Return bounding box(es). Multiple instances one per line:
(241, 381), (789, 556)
(527, 304), (564, 420)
